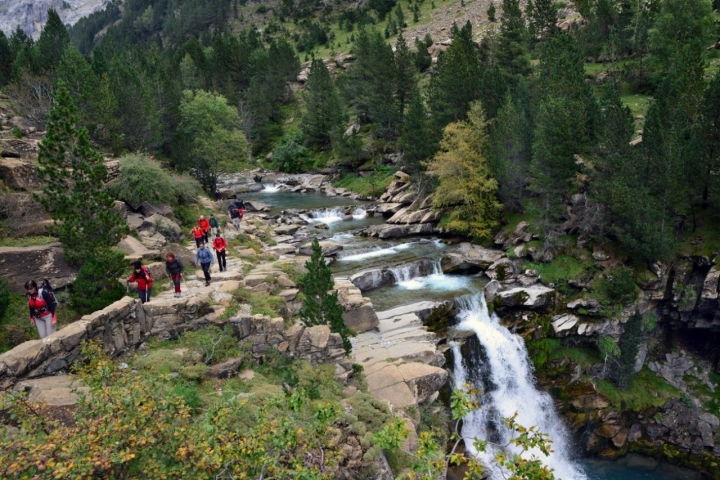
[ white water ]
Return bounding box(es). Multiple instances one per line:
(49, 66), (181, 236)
(262, 184), (280, 193)
(338, 242), (416, 262)
(453, 293), (587, 480)
(300, 207), (366, 224)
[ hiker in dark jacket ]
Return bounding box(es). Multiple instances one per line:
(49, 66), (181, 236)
(209, 214), (219, 238)
(194, 242), (215, 286)
(25, 279), (57, 339)
(165, 252), (185, 298)
(128, 261), (153, 303)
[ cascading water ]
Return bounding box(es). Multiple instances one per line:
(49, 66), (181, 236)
(262, 184), (280, 193)
(452, 293), (587, 480)
(300, 207), (366, 224)
(337, 242), (416, 262)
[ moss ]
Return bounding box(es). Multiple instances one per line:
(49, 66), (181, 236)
(133, 349), (184, 373)
(523, 255), (595, 295)
(595, 366), (681, 411)
(333, 169), (395, 198)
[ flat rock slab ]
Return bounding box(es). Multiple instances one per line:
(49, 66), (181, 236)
(13, 375), (89, 406)
(0, 243), (77, 294)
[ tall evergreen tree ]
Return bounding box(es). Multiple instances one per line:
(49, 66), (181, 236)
(394, 33), (416, 122)
(527, 0), (558, 41)
(697, 72), (720, 206)
(32, 9), (70, 74)
(299, 238), (353, 354)
(0, 32), (13, 87)
(495, 0), (532, 84)
(427, 22), (480, 130)
(35, 82), (126, 266)
(399, 90), (435, 172)
(302, 59), (342, 148)
(649, 0), (714, 70)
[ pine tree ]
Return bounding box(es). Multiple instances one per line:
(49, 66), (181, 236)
(527, 0), (558, 41)
(426, 102), (502, 239)
(299, 238), (353, 354)
(35, 82), (127, 266)
(487, 2), (496, 22)
(427, 21), (480, 130)
(302, 59), (342, 148)
(414, 37), (432, 71)
(697, 72), (720, 206)
(399, 90), (435, 172)
(394, 33), (416, 122)
(0, 32), (12, 87)
(495, 0), (532, 84)
(32, 9), (70, 74)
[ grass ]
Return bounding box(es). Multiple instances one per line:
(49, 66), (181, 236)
(676, 209), (720, 257)
(0, 235), (57, 247)
(595, 366), (680, 411)
(523, 255), (594, 288)
(233, 287), (287, 318)
(334, 169), (395, 198)
(620, 92), (652, 133)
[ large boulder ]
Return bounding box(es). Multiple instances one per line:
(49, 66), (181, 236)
(12, 375), (89, 407)
(0, 139), (38, 158)
(164, 243), (196, 268)
(397, 362), (448, 404)
(495, 286), (556, 310)
(442, 243), (506, 272)
(349, 268), (394, 292)
(0, 243), (77, 294)
(139, 202), (174, 219)
(244, 200), (271, 212)
(139, 214), (183, 242)
(298, 240), (343, 257)
(117, 235), (161, 261)
(0, 158), (39, 190)
(365, 223), (435, 239)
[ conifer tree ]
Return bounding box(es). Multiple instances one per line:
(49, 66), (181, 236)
(487, 2), (496, 22)
(414, 37), (432, 71)
(302, 59), (342, 148)
(427, 22), (480, 130)
(0, 32), (12, 87)
(394, 33), (416, 121)
(426, 102), (501, 239)
(527, 0), (558, 41)
(399, 90), (435, 172)
(697, 72), (720, 206)
(32, 9), (70, 74)
(495, 0), (532, 84)
(35, 82), (127, 266)
(299, 238), (353, 353)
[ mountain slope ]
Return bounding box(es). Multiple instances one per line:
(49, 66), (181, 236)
(0, 0), (110, 38)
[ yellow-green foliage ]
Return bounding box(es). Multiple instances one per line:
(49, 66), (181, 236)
(595, 366), (681, 411)
(425, 102), (502, 240)
(233, 287), (287, 317)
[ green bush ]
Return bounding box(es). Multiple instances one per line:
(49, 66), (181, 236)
(272, 133), (310, 173)
(70, 251), (126, 315)
(596, 265), (638, 305)
(173, 381), (202, 411)
(180, 325), (241, 364)
(108, 154), (202, 206)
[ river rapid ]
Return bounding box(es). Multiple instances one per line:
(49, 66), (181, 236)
(241, 186), (701, 480)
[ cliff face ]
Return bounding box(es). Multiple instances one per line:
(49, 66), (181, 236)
(0, 0), (111, 38)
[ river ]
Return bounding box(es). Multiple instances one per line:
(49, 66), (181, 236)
(241, 186), (703, 480)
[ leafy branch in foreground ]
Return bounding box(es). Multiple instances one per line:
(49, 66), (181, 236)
(374, 384), (557, 480)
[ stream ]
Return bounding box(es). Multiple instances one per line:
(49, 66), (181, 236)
(242, 187), (702, 480)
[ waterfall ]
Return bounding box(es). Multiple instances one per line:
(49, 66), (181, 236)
(300, 207), (366, 224)
(453, 293), (587, 480)
(338, 242), (417, 262)
(392, 261), (477, 292)
(262, 184), (280, 193)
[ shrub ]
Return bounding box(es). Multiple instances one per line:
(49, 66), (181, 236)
(596, 265), (637, 305)
(272, 133), (310, 173)
(180, 325), (241, 364)
(69, 251), (126, 315)
(108, 154), (202, 206)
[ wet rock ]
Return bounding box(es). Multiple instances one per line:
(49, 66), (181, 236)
(350, 268), (393, 292)
(551, 314), (579, 335)
(365, 223), (435, 239)
(298, 240), (343, 256)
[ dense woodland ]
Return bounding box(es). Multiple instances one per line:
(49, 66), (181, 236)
(1, 0), (720, 264)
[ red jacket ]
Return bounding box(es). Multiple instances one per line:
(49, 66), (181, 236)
(198, 218), (210, 233)
(191, 226), (204, 239)
(128, 266), (153, 291)
(213, 237), (227, 252)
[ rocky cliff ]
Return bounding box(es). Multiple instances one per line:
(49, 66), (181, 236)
(0, 0), (110, 38)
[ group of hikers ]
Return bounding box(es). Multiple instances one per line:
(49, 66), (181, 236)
(25, 201), (246, 339)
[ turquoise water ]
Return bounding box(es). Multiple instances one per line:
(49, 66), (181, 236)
(242, 190), (366, 213)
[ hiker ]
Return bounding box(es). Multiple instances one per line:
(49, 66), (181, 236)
(191, 224), (204, 248)
(194, 242), (215, 286)
(229, 205), (241, 231)
(198, 216), (211, 243)
(253, 174), (263, 183)
(214, 189), (222, 201)
(209, 214), (219, 238)
(213, 233), (227, 272)
(227, 199), (244, 214)
(165, 252), (185, 298)
(25, 279), (57, 339)
(128, 261), (153, 303)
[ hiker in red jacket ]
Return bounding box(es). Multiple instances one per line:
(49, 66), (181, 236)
(198, 216), (210, 243)
(191, 225), (205, 248)
(25, 279), (57, 339)
(128, 261), (153, 303)
(213, 233), (227, 272)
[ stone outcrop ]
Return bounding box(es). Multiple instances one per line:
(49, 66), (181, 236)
(494, 285), (556, 310)
(298, 240), (343, 257)
(0, 158), (39, 190)
(0, 243), (76, 294)
(364, 223), (435, 239)
(117, 235), (162, 261)
(441, 243), (506, 273)
(334, 277), (379, 333)
(0, 0), (112, 38)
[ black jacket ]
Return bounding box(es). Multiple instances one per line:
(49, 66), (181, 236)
(165, 258), (185, 276)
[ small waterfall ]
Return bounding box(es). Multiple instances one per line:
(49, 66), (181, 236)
(453, 293), (587, 480)
(339, 242), (418, 262)
(301, 207), (366, 224)
(262, 184), (280, 193)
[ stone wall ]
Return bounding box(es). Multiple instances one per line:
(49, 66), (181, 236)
(0, 295), (355, 389)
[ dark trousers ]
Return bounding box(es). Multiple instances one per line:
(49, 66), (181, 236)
(139, 289), (151, 303)
(201, 262), (211, 283)
(203, 231), (209, 243)
(216, 250), (226, 271)
(195, 237), (203, 248)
